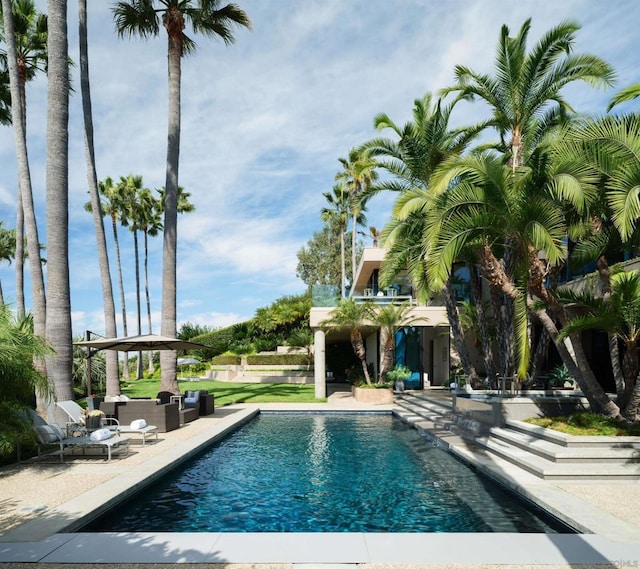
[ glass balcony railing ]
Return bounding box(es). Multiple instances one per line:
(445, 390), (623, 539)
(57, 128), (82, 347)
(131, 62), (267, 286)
(311, 285), (340, 307)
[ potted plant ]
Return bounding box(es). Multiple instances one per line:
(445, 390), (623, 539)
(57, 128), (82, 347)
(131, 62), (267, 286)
(386, 365), (412, 392)
(547, 365), (576, 390)
(84, 409), (105, 430)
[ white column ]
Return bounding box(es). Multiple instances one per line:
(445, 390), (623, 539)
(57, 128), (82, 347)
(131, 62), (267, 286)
(314, 328), (326, 399)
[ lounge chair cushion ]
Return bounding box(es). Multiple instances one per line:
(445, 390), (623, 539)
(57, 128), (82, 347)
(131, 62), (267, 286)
(130, 419), (146, 429)
(104, 395), (130, 402)
(35, 424), (65, 444)
(90, 428), (113, 442)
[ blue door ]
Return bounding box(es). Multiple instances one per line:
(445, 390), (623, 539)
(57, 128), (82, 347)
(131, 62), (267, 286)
(395, 327), (423, 389)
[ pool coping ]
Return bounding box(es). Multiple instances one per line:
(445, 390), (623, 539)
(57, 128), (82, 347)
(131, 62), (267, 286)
(2, 402), (640, 565)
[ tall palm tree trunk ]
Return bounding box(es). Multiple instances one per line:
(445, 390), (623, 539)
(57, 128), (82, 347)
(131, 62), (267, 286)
(133, 229), (143, 379)
(159, 33), (181, 394)
(443, 278), (478, 384)
(111, 212), (129, 380)
(536, 308), (621, 418)
(144, 228), (154, 374)
(351, 212), (357, 288)
(469, 264), (495, 382)
(339, 224), (346, 298)
(351, 329), (371, 385)
(14, 60), (27, 319)
(78, 0), (120, 395)
(14, 192), (25, 317)
(1, 0), (47, 396)
(595, 255), (625, 401)
(44, 0), (73, 402)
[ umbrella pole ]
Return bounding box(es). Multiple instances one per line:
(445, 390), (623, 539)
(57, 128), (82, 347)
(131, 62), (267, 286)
(85, 330), (92, 397)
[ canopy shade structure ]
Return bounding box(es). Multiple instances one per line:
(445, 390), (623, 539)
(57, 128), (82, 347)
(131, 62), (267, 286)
(177, 357), (200, 366)
(74, 334), (207, 352)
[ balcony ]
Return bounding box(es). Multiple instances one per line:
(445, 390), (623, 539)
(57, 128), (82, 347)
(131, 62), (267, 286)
(352, 287), (415, 305)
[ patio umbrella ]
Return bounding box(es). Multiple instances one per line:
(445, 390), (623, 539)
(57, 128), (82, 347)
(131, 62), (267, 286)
(177, 357), (200, 366)
(74, 334), (207, 352)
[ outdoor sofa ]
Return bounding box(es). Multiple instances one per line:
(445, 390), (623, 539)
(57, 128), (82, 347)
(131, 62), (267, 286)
(100, 399), (180, 433)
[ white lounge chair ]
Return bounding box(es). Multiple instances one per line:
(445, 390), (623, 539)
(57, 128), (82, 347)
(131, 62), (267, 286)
(56, 400), (118, 434)
(56, 400), (158, 445)
(29, 410), (130, 462)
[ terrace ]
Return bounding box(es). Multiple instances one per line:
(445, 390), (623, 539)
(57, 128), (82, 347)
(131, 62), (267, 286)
(2, 393), (640, 565)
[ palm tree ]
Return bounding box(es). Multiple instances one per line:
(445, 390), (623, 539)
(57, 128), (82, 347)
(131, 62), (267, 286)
(0, 68), (10, 124)
(87, 176), (130, 381)
(156, 185), (196, 217)
(426, 18), (615, 392)
(118, 174), (147, 379)
(1, 0), (47, 393)
(557, 270), (640, 419)
(321, 183), (349, 298)
(424, 150), (568, 381)
(441, 18), (615, 169)
(137, 187), (162, 374)
(44, 0), (74, 402)
(113, 0), (251, 394)
(322, 298), (374, 386)
(0, 222), (15, 305)
(364, 94), (482, 381)
(0, 304), (52, 458)
(543, 113), (640, 417)
(0, 0), (47, 319)
(374, 302), (415, 381)
(78, 0), (120, 396)
(336, 147), (378, 287)
(369, 226), (380, 247)
(363, 93), (482, 196)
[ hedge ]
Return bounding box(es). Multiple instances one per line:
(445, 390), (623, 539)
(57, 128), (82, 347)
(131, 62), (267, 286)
(211, 355), (242, 365)
(246, 353), (311, 366)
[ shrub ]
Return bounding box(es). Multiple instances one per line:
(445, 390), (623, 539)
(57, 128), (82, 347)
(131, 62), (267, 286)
(386, 365), (412, 382)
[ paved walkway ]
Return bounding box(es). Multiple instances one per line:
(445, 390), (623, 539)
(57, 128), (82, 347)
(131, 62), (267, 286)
(0, 391), (639, 568)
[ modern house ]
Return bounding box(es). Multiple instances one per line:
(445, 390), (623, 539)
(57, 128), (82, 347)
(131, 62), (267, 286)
(310, 247), (451, 398)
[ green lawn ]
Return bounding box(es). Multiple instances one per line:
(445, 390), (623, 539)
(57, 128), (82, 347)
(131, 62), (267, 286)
(116, 377), (323, 405)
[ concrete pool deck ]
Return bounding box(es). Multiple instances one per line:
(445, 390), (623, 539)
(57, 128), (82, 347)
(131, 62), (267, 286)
(1, 394), (640, 568)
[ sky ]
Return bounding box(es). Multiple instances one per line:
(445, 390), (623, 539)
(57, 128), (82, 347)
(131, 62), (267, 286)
(0, 0), (638, 338)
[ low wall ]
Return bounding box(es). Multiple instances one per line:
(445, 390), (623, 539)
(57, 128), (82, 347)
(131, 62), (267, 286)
(453, 391), (590, 428)
(207, 365), (314, 384)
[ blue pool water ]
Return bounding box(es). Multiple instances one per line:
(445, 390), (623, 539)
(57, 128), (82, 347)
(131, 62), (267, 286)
(86, 413), (570, 533)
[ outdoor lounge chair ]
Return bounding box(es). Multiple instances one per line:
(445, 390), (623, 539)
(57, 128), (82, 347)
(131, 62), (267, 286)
(56, 400), (119, 434)
(57, 400), (159, 444)
(29, 410), (130, 462)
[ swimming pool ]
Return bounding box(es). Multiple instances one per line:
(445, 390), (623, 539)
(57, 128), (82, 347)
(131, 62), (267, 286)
(84, 413), (570, 533)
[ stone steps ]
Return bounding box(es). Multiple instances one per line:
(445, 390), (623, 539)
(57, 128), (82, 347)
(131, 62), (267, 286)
(489, 424), (640, 463)
(473, 435), (640, 480)
(393, 391), (640, 481)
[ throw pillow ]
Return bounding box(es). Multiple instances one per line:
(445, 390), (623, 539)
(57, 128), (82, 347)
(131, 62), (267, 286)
(90, 428), (112, 442)
(130, 419), (146, 429)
